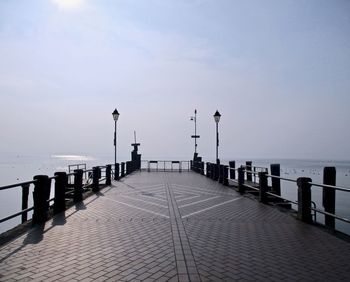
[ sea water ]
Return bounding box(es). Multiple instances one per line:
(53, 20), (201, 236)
(1, 155), (350, 235)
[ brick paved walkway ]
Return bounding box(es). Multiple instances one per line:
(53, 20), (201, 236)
(1, 172), (350, 281)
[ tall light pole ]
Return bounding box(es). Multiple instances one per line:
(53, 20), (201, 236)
(190, 109), (200, 157)
(213, 110), (221, 164)
(112, 109), (120, 165)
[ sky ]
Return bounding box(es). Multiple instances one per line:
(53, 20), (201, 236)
(0, 0), (350, 161)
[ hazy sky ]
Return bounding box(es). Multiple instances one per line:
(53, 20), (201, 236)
(0, 0), (350, 161)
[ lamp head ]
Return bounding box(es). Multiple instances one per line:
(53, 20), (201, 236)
(213, 110), (221, 123)
(112, 109), (120, 121)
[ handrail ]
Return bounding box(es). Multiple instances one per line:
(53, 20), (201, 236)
(0, 180), (36, 191)
(0, 206), (34, 224)
(0, 162), (120, 228)
(266, 174), (298, 183)
(242, 169), (260, 176)
(308, 182), (350, 192)
(192, 159), (350, 234)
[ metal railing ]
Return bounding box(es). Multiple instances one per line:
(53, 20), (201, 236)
(0, 164), (117, 227)
(191, 159), (350, 233)
(0, 180), (37, 224)
(141, 160), (190, 172)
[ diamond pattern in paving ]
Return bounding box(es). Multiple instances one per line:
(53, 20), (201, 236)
(0, 171), (350, 281)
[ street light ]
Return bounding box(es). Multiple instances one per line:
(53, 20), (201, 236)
(112, 109), (120, 165)
(190, 109), (200, 157)
(213, 110), (221, 164)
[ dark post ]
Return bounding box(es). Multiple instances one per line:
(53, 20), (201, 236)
(121, 162), (125, 177)
(92, 167), (100, 193)
(213, 163), (219, 181)
(126, 161), (130, 175)
(270, 164), (281, 196)
(259, 172), (268, 204)
(323, 167), (336, 229)
(54, 172), (67, 214)
(246, 161), (252, 182)
(229, 161), (235, 180)
(114, 163), (120, 180)
(21, 184), (30, 223)
(206, 162), (211, 178)
(238, 166), (245, 193)
(200, 162), (204, 175)
(32, 175), (50, 224)
(74, 169), (83, 202)
(190, 160), (193, 170)
(297, 177), (312, 223)
(106, 165), (111, 185)
(219, 164), (224, 183)
(223, 165), (229, 186)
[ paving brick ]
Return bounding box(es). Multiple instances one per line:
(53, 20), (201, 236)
(0, 172), (350, 281)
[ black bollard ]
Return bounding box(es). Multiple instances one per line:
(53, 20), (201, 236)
(32, 175), (51, 224)
(121, 162), (125, 177)
(126, 161), (130, 175)
(297, 177), (312, 223)
(223, 165), (229, 186)
(259, 172), (268, 204)
(114, 163), (120, 180)
(74, 169), (83, 202)
(219, 165), (224, 183)
(270, 164), (281, 196)
(54, 172), (67, 214)
(206, 162), (211, 178)
(106, 165), (111, 185)
(92, 167), (100, 193)
(238, 166), (245, 193)
(229, 161), (236, 180)
(323, 167), (336, 229)
(246, 161), (252, 182)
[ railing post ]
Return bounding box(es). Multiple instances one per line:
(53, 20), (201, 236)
(238, 166), (245, 193)
(223, 165), (229, 186)
(121, 162), (125, 177)
(219, 165), (224, 183)
(323, 167), (336, 229)
(270, 164), (281, 196)
(54, 172), (67, 214)
(74, 169), (83, 202)
(297, 177), (312, 223)
(92, 167), (100, 193)
(114, 163), (120, 180)
(259, 172), (268, 204)
(214, 163), (219, 181)
(206, 162), (210, 178)
(126, 161), (129, 175)
(106, 165), (111, 185)
(21, 184), (30, 223)
(211, 163), (215, 179)
(229, 161), (235, 180)
(246, 161), (252, 182)
(211, 163), (215, 180)
(190, 160), (193, 170)
(32, 175), (50, 224)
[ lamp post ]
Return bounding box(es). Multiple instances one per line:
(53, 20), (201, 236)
(190, 109), (200, 157)
(112, 109), (120, 165)
(213, 110), (221, 164)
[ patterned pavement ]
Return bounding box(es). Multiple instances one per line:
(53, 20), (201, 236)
(1, 171), (350, 281)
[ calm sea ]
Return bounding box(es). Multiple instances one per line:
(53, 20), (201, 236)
(1, 155), (350, 235)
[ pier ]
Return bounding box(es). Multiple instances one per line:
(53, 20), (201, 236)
(1, 165), (350, 281)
